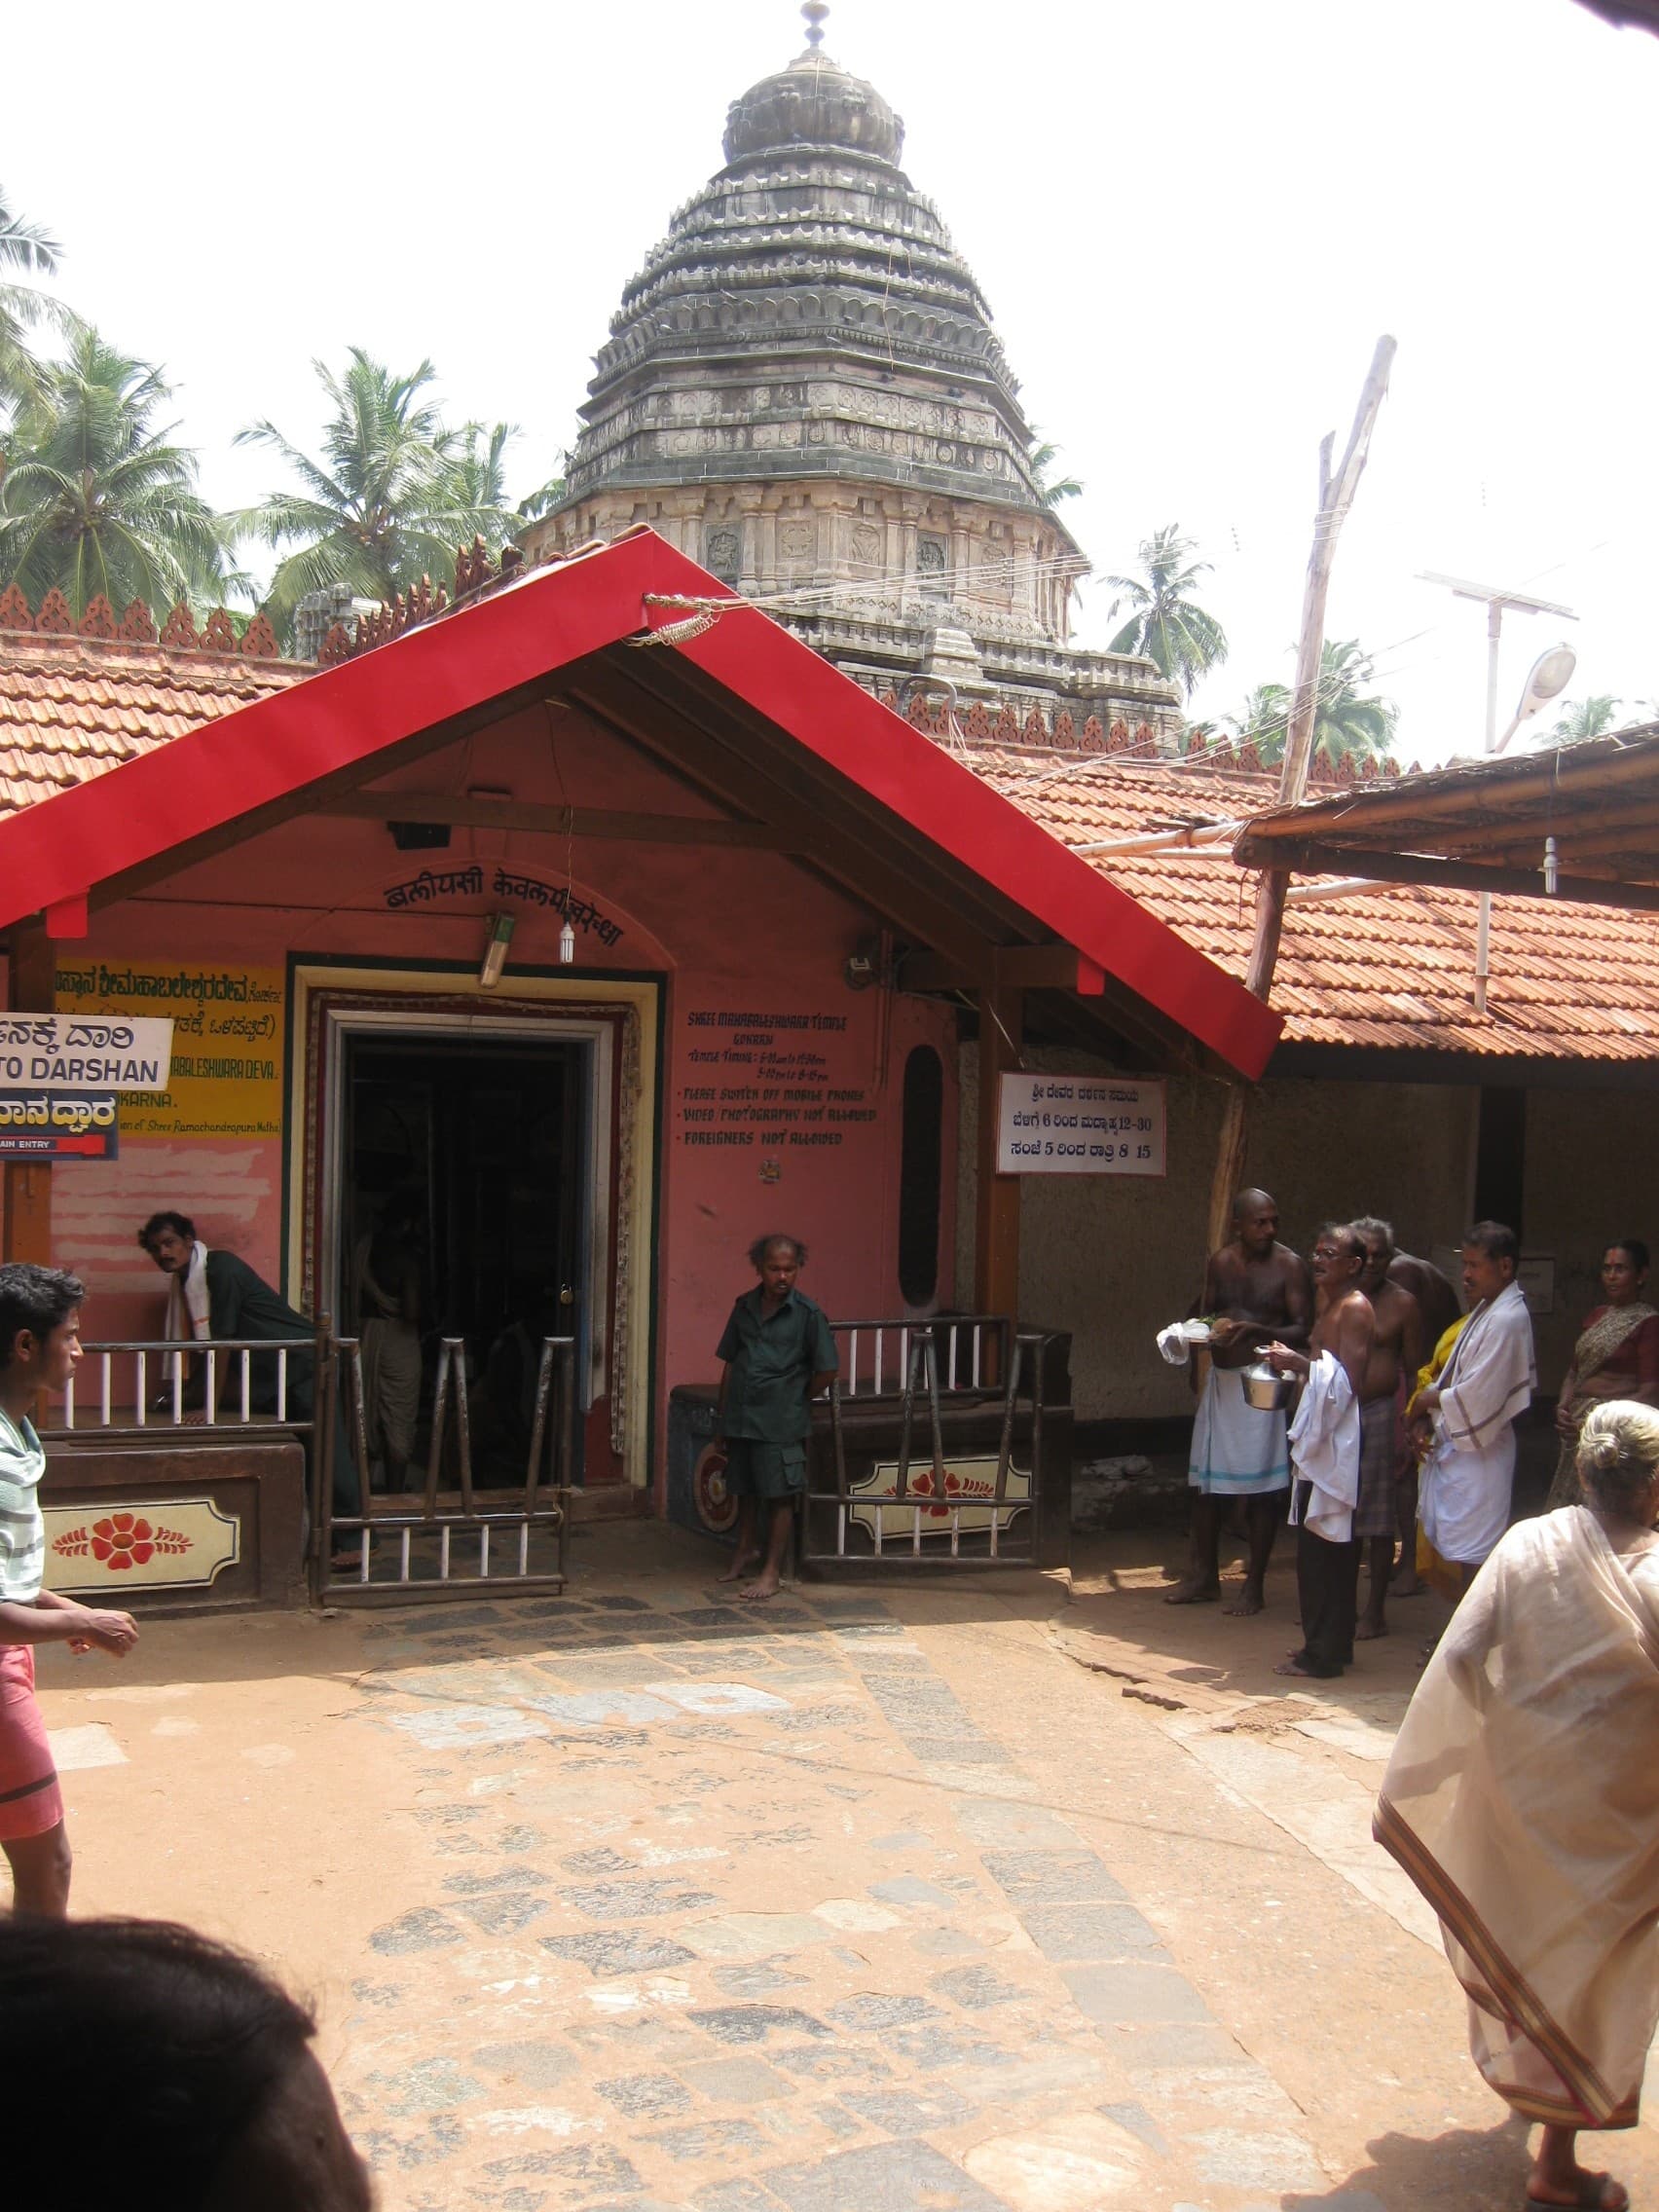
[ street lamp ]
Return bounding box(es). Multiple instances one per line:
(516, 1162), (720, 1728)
(1419, 573), (1579, 1013)
(1494, 643), (1578, 753)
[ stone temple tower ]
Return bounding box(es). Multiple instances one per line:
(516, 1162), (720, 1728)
(526, 5), (1181, 743)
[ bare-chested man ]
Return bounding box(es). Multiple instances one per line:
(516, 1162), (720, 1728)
(1166, 1189), (1312, 1617)
(1350, 1218), (1425, 1642)
(1265, 1222), (1376, 1679)
(1385, 1247), (1459, 1595)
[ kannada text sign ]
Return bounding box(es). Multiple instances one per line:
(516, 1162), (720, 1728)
(995, 1073), (1166, 1176)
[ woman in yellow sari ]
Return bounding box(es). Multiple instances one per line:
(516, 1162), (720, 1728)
(1377, 1401), (1659, 2212)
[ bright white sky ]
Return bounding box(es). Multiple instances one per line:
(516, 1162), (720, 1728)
(9, 0), (1655, 763)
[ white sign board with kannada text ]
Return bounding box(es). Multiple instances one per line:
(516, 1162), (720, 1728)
(996, 1072), (1166, 1176)
(0, 1014), (173, 1092)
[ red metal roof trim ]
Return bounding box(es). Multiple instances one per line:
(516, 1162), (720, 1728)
(0, 533), (1281, 1080)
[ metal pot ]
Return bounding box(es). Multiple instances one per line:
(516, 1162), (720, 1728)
(1241, 1359), (1295, 1413)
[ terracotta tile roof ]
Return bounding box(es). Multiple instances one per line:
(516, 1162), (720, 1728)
(0, 632), (309, 821)
(971, 742), (1659, 1062)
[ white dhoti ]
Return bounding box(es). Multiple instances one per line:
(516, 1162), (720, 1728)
(1419, 1430), (1516, 1566)
(1189, 1366), (1289, 1496)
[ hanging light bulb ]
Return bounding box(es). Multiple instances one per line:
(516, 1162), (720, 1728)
(559, 916), (576, 964)
(1543, 835), (1560, 897)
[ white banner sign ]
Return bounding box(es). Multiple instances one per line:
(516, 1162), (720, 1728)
(996, 1072), (1166, 1176)
(0, 1014), (173, 1091)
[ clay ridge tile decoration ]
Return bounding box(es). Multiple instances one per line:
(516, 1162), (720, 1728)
(0, 582), (280, 659)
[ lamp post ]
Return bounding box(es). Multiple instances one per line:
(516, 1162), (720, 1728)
(1419, 572), (1578, 1013)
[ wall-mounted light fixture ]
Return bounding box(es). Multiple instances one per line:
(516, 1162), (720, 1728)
(479, 911), (516, 988)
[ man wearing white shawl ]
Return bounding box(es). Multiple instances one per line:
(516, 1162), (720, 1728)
(1376, 1399), (1659, 2212)
(1265, 1222), (1375, 1679)
(1414, 1221), (1535, 1580)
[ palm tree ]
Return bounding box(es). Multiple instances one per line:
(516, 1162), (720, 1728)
(1104, 525), (1228, 697)
(0, 187), (79, 423)
(0, 330), (236, 617)
(1547, 694), (1621, 742)
(233, 351), (527, 639)
(1230, 639), (1398, 769)
(1027, 429), (1082, 508)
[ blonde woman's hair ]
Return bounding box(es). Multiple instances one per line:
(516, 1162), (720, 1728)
(1576, 1400), (1659, 1513)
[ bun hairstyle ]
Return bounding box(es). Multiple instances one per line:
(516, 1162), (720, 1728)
(1576, 1400), (1659, 1514)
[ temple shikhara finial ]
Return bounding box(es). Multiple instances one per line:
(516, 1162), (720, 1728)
(801, 2), (829, 50)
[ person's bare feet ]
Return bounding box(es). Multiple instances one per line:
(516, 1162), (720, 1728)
(1354, 1615), (1388, 1641)
(739, 1570), (782, 1603)
(1222, 1583), (1266, 1617)
(1391, 1564), (1427, 1596)
(716, 1551), (758, 1584)
(1164, 1577), (1222, 1605)
(1274, 1654), (1328, 1677)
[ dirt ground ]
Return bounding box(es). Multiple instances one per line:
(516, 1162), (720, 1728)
(23, 1517), (1659, 2212)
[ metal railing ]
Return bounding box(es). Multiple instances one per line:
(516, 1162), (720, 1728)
(318, 1333), (575, 1604)
(802, 1322), (1049, 1569)
(41, 1330), (328, 1440)
(831, 1312), (1014, 1399)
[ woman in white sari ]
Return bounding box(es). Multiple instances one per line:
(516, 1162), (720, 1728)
(1376, 1402), (1659, 2212)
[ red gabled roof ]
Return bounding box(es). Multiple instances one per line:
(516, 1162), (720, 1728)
(0, 532), (1281, 1079)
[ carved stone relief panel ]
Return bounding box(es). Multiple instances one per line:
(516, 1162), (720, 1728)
(705, 526), (741, 583)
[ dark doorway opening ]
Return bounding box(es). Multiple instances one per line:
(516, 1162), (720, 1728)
(341, 1031), (588, 1489)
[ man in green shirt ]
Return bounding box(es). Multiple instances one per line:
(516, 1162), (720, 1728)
(714, 1235), (838, 1602)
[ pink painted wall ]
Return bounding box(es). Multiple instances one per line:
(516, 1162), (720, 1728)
(20, 700), (959, 1487)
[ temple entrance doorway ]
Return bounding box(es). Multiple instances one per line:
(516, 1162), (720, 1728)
(338, 1028), (590, 1492)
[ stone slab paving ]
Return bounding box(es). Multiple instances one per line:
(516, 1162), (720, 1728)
(31, 1530), (1659, 2212)
(312, 1577), (1350, 2211)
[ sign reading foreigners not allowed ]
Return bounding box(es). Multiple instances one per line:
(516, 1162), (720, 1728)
(995, 1072), (1166, 1176)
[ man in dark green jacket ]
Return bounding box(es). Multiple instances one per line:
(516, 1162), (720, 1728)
(137, 1211), (360, 1522)
(714, 1235), (837, 1602)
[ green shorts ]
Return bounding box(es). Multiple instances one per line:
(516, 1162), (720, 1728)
(723, 1439), (807, 1501)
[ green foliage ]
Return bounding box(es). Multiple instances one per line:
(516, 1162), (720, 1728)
(1230, 638), (1398, 768)
(1105, 524), (1228, 698)
(0, 329), (237, 618)
(1546, 694), (1621, 742)
(232, 350), (529, 640)
(1027, 430), (1082, 508)
(0, 186), (82, 424)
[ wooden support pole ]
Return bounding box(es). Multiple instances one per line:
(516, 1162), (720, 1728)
(3, 923), (56, 1266)
(975, 986), (1022, 1321)
(1208, 336), (1396, 1255)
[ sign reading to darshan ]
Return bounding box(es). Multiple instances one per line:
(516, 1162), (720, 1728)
(0, 1091), (120, 1160)
(678, 1010), (867, 1150)
(995, 1073), (1166, 1176)
(55, 964), (283, 1140)
(0, 1014), (171, 1091)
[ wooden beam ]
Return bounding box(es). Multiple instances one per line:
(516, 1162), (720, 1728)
(1244, 742), (1659, 844)
(1427, 802), (1659, 863)
(975, 986), (1022, 1320)
(902, 945), (1107, 994)
(3, 922), (55, 1266)
(1230, 833), (1659, 911)
(565, 663), (1001, 976)
(318, 792), (787, 846)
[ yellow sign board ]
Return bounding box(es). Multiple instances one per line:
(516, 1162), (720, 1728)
(55, 961), (285, 1139)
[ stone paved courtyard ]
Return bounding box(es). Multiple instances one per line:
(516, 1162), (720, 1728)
(29, 1524), (1659, 2212)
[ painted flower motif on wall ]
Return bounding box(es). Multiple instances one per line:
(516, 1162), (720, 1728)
(52, 1514), (193, 1570)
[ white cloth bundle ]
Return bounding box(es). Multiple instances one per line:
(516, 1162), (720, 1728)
(1286, 1349), (1360, 1543)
